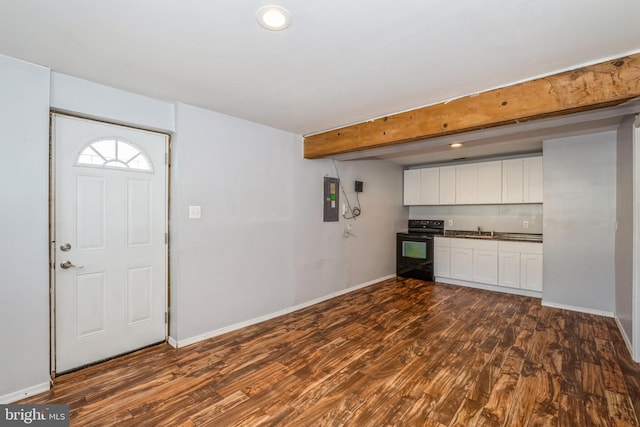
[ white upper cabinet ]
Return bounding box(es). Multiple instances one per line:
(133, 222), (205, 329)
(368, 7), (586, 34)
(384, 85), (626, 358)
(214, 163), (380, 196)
(501, 159), (524, 203)
(501, 156), (543, 203)
(523, 157), (543, 203)
(455, 163), (478, 204)
(420, 167), (440, 205)
(403, 168), (439, 205)
(404, 155), (541, 206)
(477, 161), (502, 204)
(439, 166), (456, 205)
(403, 169), (422, 205)
(456, 161), (502, 205)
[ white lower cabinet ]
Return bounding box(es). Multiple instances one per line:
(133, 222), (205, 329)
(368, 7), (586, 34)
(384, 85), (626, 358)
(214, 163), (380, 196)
(447, 238), (497, 285)
(498, 241), (543, 292)
(473, 249), (498, 285)
(450, 247), (473, 281)
(434, 238), (450, 278)
(498, 251), (521, 288)
(521, 253), (543, 291)
(435, 237), (543, 294)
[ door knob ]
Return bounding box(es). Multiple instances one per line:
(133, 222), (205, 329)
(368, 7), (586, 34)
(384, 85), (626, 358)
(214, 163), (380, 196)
(60, 243), (72, 252)
(60, 260), (84, 270)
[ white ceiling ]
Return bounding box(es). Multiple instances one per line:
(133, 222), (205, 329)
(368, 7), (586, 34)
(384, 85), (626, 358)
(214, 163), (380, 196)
(1, 0), (639, 164)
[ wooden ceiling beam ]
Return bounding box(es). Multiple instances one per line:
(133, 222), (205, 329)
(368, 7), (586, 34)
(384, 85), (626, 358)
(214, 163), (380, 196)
(303, 53), (640, 159)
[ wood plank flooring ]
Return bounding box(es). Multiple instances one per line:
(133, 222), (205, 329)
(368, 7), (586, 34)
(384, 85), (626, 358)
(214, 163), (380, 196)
(21, 278), (640, 426)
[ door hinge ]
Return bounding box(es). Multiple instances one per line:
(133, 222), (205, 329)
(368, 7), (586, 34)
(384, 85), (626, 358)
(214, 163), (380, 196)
(165, 311), (168, 324)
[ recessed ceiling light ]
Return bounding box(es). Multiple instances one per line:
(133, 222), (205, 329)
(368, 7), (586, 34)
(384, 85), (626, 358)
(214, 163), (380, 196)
(257, 5), (292, 31)
(450, 142), (463, 148)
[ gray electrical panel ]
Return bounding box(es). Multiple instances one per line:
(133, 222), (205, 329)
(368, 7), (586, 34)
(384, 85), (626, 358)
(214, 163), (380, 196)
(323, 177), (339, 222)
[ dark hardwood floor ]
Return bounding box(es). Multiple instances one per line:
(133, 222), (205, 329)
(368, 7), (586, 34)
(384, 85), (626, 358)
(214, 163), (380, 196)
(21, 278), (640, 426)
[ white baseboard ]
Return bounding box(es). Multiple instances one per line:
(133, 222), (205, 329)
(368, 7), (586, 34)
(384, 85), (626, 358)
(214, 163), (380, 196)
(167, 336), (178, 349)
(175, 274), (395, 349)
(0, 382), (50, 404)
(434, 277), (543, 299)
(614, 315), (636, 361)
(541, 301), (614, 318)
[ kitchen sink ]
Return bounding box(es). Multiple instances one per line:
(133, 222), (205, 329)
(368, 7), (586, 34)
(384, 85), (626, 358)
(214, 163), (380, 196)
(498, 233), (543, 242)
(445, 230), (542, 242)
(446, 231), (496, 239)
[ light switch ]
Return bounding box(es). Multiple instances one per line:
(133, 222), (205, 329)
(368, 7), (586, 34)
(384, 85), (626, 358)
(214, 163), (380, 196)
(188, 205), (202, 219)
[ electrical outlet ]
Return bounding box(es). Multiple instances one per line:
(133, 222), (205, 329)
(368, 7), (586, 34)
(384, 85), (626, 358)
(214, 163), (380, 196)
(188, 205), (202, 219)
(448, 219), (453, 227)
(523, 220), (529, 229)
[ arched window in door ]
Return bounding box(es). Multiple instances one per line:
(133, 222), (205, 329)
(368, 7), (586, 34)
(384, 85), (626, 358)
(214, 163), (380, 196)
(75, 138), (154, 173)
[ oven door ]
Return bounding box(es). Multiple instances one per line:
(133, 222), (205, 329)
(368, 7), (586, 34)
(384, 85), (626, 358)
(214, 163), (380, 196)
(396, 233), (434, 281)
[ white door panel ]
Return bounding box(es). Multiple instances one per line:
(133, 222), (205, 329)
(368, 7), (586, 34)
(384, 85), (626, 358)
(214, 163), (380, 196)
(54, 114), (167, 373)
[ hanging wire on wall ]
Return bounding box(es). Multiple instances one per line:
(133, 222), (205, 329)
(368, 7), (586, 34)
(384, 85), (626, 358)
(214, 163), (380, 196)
(332, 160), (361, 220)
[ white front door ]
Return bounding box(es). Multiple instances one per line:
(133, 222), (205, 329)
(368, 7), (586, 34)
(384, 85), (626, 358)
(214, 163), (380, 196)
(53, 114), (168, 373)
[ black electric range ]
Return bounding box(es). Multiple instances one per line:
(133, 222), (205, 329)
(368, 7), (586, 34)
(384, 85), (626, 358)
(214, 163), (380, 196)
(396, 220), (444, 281)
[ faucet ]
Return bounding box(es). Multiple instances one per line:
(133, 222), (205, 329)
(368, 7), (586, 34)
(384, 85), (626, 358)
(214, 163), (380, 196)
(477, 226), (481, 235)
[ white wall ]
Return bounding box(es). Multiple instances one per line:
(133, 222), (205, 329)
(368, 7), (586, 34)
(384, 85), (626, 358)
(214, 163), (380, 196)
(170, 103), (407, 343)
(0, 60), (408, 399)
(334, 160), (408, 289)
(616, 116), (635, 346)
(0, 55), (51, 402)
(50, 72), (175, 133)
(292, 156), (407, 304)
(170, 103), (297, 340)
(543, 131), (617, 314)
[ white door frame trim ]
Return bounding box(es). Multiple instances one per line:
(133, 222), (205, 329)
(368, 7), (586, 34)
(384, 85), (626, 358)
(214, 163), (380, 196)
(633, 115), (640, 362)
(48, 112), (171, 376)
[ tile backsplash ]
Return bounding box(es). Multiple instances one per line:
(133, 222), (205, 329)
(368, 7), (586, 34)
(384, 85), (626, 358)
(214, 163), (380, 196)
(409, 204), (543, 234)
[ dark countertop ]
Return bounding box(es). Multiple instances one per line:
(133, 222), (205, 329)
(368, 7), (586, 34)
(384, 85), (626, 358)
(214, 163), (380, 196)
(442, 230), (543, 243)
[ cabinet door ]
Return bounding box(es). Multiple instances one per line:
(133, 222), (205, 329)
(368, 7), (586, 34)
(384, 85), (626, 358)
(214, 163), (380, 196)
(473, 249), (498, 285)
(420, 167), (440, 205)
(403, 169), (421, 205)
(498, 251), (520, 288)
(521, 253), (543, 291)
(450, 247), (473, 281)
(523, 157), (543, 203)
(455, 164), (477, 204)
(502, 159), (524, 203)
(439, 166), (456, 205)
(434, 246), (450, 278)
(477, 161), (502, 204)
